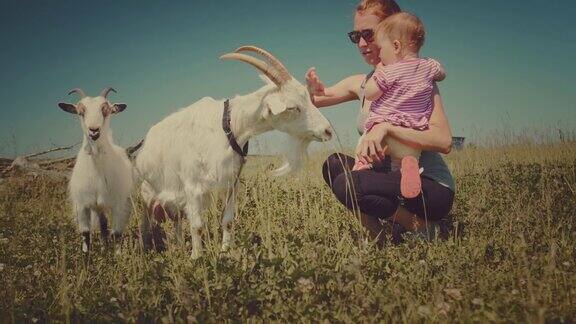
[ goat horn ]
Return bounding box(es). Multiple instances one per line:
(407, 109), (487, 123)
(67, 88), (86, 99)
(100, 87), (117, 98)
(219, 53), (284, 86)
(234, 46), (292, 82)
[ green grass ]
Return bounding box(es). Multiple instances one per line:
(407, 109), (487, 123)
(1, 142), (575, 322)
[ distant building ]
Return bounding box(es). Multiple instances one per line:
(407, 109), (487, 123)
(452, 137), (465, 151)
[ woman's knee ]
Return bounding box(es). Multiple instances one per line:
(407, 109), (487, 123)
(332, 173), (358, 210)
(322, 153), (352, 187)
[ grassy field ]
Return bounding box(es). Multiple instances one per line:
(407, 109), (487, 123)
(1, 141), (575, 323)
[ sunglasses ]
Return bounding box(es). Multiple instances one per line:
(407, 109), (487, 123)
(347, 29), (374, 44)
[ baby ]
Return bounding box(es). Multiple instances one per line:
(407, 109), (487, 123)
(353, 12), (446, 199)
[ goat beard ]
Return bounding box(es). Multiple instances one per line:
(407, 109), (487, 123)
(271, 135), (310, 177)
(84, 135), (98, 155)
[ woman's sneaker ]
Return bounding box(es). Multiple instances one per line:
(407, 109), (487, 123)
(400, 156), (421, 198)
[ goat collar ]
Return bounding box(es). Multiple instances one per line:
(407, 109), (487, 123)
(222, 99), (249, 158)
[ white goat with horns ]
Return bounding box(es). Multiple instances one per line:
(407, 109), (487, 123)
(58, 87), (133, 253)
(136, 45), (333, 258)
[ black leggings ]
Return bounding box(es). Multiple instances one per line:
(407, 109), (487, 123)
(322, 153), (454, 221)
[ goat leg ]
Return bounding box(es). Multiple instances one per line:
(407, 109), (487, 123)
(98, 212), (110, 248)
(184, 190), (204, 259)
(78, 207), (91, 253)
(140, 211), (153, 252)
(221, 187), (237, 252)
(141, 200), (166, 252)
(151, 223), (167, 253)
(109, 203), (130, 252)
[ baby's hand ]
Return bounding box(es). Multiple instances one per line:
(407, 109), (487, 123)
(352, 159), (372, 171)
(431, 59), (446, 82)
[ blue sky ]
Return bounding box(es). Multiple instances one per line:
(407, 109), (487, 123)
(1, 0), (575, 156)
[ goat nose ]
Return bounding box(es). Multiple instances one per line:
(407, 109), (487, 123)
(324, 128), (333, 139)
(89, 127), (100, 133)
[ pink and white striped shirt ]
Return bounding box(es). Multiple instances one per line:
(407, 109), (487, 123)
(364, 57), (444, 132)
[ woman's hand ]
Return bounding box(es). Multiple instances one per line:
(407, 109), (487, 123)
(356, 124), (389, 164)
(304, 69), (363, 108)
(305, 67), (329, 97)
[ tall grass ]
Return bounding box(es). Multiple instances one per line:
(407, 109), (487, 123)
(0, 140), (575, 322)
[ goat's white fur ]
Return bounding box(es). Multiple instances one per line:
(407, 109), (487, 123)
(136, 76), (332, 258)
(59, 93), (133, 252)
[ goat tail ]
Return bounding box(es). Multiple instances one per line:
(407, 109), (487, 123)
(130, 147), (156, 197)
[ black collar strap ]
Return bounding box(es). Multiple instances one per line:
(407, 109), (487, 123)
(222, 99), (249, 158)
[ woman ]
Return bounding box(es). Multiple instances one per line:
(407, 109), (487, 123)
(307, 0), (455, 244)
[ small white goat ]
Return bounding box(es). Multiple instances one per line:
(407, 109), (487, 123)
(58, 87), (133, 253)
(136, 46), (333, 258)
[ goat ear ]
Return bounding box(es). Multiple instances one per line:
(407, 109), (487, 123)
(58, 102), (78, 114)
(111, 103), (127, 114)
(263, 95), (287, 118)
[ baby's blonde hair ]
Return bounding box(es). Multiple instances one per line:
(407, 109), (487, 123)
(375, 12), (426, 53)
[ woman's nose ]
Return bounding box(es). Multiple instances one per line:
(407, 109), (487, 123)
(358, 37), (368, 47)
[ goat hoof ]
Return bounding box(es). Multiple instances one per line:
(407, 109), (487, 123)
(142, 235), (153, 252)
(81, 232), (90, 253)
(111, 232), (122, 243)
(190, 250), (202, 260)
(221, 243), (230, 253)
(101, 236), (110, 249)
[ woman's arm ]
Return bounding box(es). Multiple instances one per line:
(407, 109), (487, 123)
(356, 84), (452, 162)
(386, 85), (453, 153)
(306, 67), (364, 108)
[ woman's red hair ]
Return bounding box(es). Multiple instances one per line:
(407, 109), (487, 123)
(356, 0), (401, 20)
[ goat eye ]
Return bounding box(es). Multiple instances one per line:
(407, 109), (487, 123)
(288, 106), (301, 113)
